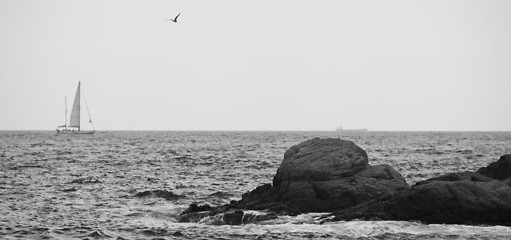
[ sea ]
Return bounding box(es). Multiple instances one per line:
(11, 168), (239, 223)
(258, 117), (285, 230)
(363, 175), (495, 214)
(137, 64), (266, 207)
(1, 131), (511, 239)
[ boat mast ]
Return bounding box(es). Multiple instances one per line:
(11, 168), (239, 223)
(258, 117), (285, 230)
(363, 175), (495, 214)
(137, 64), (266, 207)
(64, 96), (68, 131)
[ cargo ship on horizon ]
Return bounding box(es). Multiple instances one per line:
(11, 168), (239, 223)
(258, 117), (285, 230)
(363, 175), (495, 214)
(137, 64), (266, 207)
(335, 126), (368, 132)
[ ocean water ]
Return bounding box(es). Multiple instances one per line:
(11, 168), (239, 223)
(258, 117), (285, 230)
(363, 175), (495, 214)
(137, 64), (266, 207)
(1, 131), (511, 239)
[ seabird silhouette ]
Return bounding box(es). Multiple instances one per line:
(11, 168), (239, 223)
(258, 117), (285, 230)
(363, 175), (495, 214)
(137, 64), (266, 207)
(168, 13), (180, 22)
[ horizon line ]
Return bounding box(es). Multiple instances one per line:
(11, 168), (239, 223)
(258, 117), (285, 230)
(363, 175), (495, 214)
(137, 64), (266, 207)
(1, 129), (510, 133)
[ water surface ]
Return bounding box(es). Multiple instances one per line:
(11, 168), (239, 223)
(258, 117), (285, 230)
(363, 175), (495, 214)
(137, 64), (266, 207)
(1, 131), (510, 239)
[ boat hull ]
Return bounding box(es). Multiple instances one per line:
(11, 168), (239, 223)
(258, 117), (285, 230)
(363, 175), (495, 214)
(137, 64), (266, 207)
(335, 129), (368, 132)
(56, 131), (95, 135)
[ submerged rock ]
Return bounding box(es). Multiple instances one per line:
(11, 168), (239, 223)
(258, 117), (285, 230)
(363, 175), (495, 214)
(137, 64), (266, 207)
(181, 203), (214, 215)
(178, 208), (278, 225)
(178, 211), (213, 223)
(241, 211), (278, 223)
(69, 176), (102, 184)
(134, 190), (184, 200)
(223, 210), (244, 225)
(221, 210), (278, 225)
(61, 187), (77, 192)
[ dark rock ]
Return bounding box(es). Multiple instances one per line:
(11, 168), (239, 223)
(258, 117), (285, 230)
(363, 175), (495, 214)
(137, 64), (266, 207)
(178, 207), (278, 225)
(176, 137), (511, 227)
(146, 177), (158, 182)
(505, 178), (511, 186)
(275, 138), (369, 184)
(241, 211), (278, 223)
(177, 211), (212, 223)
(232, 184), (278, 210)
(61, 187), (77, 192)
(325, 154), (511, 226)
(477, 154), (511, 181)
(223, 210), (244, 225)
(172, 231), (184, 237)
(180, 203), (214, 215)
(233, 138), (409, 212)
(177, 203), (215, 223)
(415, 171), (493, 186)
(134, 190), (183, 200)
(330, 179), (511, 226)
(70, 176), (101, 184)
(209, 191), (234, 198)
(222, 210), (278, 225)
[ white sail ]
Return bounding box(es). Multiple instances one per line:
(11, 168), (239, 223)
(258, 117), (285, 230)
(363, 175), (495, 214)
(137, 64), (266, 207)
(68, 82), (81, 129)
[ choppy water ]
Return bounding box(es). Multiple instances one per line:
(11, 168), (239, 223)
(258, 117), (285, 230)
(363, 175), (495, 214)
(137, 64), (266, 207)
(1, 131), (511, 239)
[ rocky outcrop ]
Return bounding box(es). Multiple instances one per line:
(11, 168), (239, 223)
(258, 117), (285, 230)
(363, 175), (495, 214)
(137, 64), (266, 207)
(329, 177), (511, 226)
(477, 154), (511, 183)
(179, 138), (410, 224)
(328, 155), (511, 226)
(232, 138), (409, 213)
(274, 138), (369, 185)
(177, 137), (511, 226)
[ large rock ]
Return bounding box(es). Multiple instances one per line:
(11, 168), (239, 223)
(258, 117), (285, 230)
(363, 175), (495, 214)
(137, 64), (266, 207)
(477, 154), (511, 182)
(233, 138), (409, 212)
(330, 178), (511, 226)
(273, 138), (369, 185)
(328, 155), (511, 226)
(178, 138), (511, 226)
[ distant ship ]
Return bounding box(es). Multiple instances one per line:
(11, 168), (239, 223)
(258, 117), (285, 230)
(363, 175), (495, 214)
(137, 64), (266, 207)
(56, 82), (95, 134)
(335, 126), (368, 132)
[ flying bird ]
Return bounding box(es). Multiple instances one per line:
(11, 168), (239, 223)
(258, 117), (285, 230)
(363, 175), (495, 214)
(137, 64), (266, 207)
(167, 13), (180, 23)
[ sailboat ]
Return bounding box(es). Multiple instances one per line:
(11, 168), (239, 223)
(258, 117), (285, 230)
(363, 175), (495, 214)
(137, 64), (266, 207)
(56, 82), (95, 134)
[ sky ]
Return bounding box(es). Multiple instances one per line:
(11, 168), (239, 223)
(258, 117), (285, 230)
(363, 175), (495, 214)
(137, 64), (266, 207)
(1, 0), (510, 131)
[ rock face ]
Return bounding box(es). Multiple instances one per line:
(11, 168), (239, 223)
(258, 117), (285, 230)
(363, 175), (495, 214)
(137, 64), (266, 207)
(329, 155), (511, 226)
(274, 138), (369, 184)
(233, 138), (409, 213)
(477, 154), (511, 182)
(331, 177), (511, 226)
(414, 171), (494, 186)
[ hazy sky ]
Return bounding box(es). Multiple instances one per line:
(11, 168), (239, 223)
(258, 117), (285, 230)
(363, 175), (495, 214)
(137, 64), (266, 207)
(1, 0), (510, 131)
